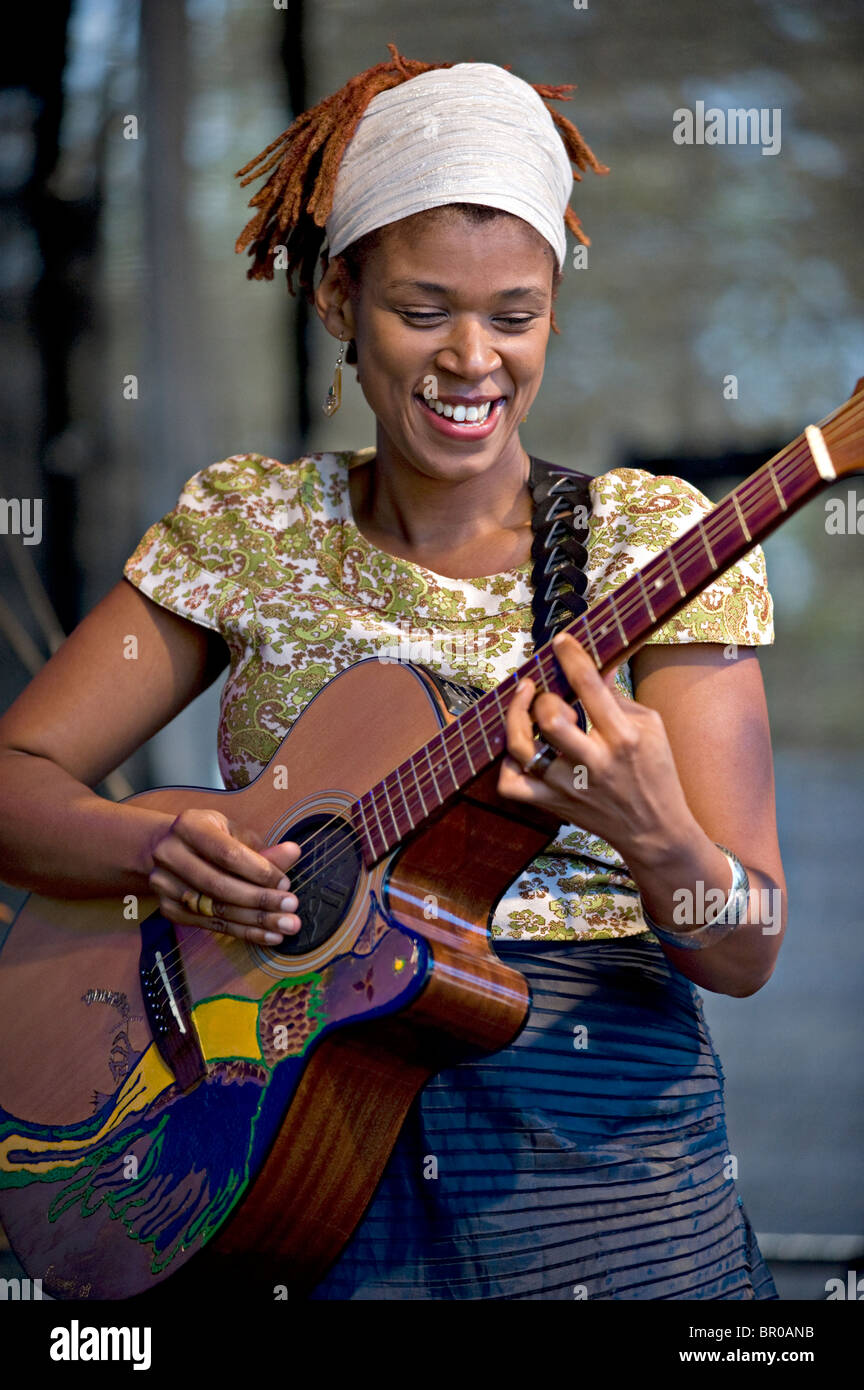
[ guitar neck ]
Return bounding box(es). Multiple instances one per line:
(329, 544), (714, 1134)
(354, 413), (848, 865)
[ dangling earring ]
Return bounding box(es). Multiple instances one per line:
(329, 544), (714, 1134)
(323, 333), (347, 416)
(521, 411), (530, 423)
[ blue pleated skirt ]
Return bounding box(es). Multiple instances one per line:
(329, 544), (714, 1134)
(308, 936), (777, 1300)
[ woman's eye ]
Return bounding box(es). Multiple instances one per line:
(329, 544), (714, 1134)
(399, 311), (536, 327)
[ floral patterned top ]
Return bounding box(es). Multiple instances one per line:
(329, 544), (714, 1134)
(123, 447), (774, 941)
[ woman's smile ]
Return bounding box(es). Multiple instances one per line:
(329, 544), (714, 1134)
(414, 390), (508, 440)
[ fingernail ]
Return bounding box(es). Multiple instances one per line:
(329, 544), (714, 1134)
(280, 895), (298, 912)
(278, 876), (292, 891)
(277, 916), (299, 931)
(264, 931), (283, 944)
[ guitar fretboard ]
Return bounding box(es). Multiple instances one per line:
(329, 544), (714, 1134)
(351, 416), (844, 865)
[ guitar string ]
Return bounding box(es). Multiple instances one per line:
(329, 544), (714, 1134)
(147, 412), (864, 983)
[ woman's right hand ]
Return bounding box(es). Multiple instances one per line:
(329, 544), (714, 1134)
(147, 808), (303, 946)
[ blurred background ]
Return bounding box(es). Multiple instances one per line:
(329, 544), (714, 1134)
(0, 0), (862, 1299)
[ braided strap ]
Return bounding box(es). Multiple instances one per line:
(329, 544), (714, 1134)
(527, 456), (593, 732)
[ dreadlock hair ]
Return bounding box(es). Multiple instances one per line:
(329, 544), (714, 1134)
(234, 42), (609, 351)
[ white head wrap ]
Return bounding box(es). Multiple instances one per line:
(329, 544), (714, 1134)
(324, 62), (574, 270)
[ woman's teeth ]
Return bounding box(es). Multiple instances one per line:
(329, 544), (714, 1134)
(420, 395), (496, 423)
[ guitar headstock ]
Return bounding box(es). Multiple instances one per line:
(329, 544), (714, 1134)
(822, 376), (864, 478)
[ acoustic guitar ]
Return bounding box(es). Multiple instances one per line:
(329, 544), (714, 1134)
(0, 382), (861, 1299)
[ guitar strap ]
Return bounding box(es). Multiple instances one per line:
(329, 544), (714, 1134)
(527, 455), (593, 731)
(527, 455), (592, 648)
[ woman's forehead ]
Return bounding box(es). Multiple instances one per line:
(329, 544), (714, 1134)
(360, 208), (556, 272)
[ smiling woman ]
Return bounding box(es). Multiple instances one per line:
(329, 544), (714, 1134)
(0, 42), (783, 1302)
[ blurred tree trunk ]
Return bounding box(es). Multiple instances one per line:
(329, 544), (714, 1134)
(280, 0), (310, 449)
(140, 0), (207, 515)
(15, 1), (84, 633)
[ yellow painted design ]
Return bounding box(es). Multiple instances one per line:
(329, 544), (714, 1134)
(0, 994), (263, 1178)
(194, 995), (263, 1063)
(0, 1045), (173, 1174)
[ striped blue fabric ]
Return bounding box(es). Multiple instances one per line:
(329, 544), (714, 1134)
(308, 936), (777, 1300)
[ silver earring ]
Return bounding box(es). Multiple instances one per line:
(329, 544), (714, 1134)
(323, 333), (346, 416)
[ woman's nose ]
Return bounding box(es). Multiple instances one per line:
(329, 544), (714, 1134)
(434, 318), (502, 378)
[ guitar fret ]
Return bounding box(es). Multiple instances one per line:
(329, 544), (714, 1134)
(581, 623), (601, 666)
(380, 777), (400, 840)
(456, 716), (476, 776)
(732, 493), (752, 542)
(768, 462), (788, 512)
(411, 756), (428, 819)
(476, 707), (494, 758)
(439, 729), (457, 786)
(425, 743), (442, 801)
(698, 520), (716, 568)
(367, 788), (386, 855)
(636, 569), (657, 622)
(393, 764), (414, 831)
(355, 795), (376, 858)
(608, 593), (628, 646)
(667, 552), (687, 599)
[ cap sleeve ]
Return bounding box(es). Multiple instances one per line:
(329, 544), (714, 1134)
(586, 466), (774, 646)
(123, 453), (297, 633)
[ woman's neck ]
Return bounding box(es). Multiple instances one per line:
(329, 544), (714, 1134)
(348, 434), (535, 577)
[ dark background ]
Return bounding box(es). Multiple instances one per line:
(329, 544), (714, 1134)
(1, 0), (862, 1299)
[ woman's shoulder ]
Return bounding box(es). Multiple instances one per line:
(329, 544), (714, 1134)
(586, 464), (774, 646)
(179, 448), (358, 513)
(123, 448), (364, 601)
(590, 463), (715, 518)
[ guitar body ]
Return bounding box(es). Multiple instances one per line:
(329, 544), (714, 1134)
(0, 658), (558, 1299)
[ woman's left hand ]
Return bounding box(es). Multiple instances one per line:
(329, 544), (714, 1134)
(497, 631), (698, 866)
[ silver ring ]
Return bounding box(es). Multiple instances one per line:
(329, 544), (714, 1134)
(522, 740), (557, 778)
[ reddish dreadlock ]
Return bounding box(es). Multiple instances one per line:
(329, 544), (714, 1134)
(234, 42), (609, 336)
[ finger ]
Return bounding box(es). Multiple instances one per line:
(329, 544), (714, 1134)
(504, 676), (544, 769)
(149, 847), (301, 922)
(170, 811), (296, 891)
(550, 633), (631, 743)
(157, 894), (292, 947)
(497, 751), (568, 808)
(148, 863), (300, 926)
(257, 840), (303, 875)
(529, 696), (595, 775)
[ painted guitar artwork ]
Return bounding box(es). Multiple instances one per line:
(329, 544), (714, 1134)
(0, 382), (861, 1299)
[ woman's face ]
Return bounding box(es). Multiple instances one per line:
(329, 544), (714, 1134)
(318, 209), (557, 483)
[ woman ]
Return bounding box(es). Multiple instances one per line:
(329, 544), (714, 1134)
(0, 47), (784, 1299)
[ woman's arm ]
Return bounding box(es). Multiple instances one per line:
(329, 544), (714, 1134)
(499, 634), (786, 997)
(0, 579), (302, 945)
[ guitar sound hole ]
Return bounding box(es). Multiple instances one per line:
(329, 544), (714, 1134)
(272, 814), (362, 956)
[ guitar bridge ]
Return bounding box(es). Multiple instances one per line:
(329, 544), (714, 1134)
(139, 913), (206, 1091)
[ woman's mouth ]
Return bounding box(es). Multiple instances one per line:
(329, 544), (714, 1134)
(415, 393), (507, 439)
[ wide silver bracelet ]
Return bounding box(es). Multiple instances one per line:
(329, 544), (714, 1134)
(641, 844), (750, 951)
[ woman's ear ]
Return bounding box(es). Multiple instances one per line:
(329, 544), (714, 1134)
(314, 258), (356, 343)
